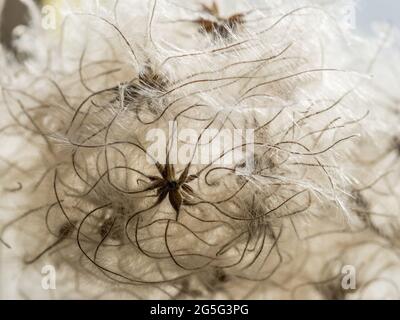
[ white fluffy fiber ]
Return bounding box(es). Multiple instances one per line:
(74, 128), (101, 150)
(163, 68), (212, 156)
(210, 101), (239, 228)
(1, 0), (400, 299)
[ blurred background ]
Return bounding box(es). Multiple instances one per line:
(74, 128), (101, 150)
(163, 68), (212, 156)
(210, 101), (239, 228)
(1, 0), (400, 52)
(357, 0), (400, 33)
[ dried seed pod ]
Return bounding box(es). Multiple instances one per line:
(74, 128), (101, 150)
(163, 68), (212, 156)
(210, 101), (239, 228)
(195, 2), (244, 39)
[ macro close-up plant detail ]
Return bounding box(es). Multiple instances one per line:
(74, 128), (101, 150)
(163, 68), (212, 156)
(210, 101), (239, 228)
(0, 0), (400, 301)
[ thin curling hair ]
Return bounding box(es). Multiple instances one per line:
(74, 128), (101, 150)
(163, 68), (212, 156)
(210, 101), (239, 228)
(1, 0), (400, 300)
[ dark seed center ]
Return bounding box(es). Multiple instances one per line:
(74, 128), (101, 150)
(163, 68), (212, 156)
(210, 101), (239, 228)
(167, 180), (178, 190)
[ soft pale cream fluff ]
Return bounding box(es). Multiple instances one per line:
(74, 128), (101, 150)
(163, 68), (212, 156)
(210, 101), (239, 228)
(1, 0), (400, 299)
